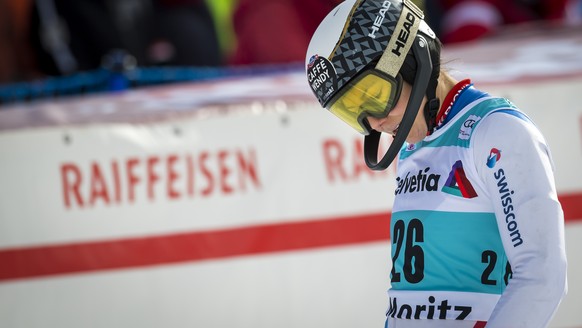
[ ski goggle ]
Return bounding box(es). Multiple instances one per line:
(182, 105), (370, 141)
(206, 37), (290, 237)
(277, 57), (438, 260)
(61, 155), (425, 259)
(326, 70), (403, 135)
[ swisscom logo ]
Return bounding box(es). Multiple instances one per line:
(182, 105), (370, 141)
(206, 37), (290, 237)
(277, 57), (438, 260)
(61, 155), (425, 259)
(487, 148), (502, 168)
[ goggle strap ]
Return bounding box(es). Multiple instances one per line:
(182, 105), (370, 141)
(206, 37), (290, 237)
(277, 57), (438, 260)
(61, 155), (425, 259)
(365, 34), (433, 170)
(375, 0), (422, 78)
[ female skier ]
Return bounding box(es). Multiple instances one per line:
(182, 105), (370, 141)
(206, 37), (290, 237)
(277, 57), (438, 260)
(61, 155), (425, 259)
(305, 0), (567, 327)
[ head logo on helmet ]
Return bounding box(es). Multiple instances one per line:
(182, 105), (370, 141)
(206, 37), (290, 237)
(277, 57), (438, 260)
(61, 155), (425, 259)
(392, 12), (416, 56)
(369, 1), (393, 39)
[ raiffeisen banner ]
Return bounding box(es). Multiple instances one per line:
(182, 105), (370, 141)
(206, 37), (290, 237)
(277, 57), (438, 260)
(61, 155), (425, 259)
(0, 26), (581, 328)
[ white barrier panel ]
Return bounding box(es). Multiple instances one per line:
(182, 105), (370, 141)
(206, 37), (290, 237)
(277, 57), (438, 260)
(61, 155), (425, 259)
(0, 87), (400, 328)
(0, 25), (581, 328)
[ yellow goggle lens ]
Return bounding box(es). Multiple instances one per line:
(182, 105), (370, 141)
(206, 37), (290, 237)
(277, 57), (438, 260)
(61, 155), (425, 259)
(328, 73), (398, 134)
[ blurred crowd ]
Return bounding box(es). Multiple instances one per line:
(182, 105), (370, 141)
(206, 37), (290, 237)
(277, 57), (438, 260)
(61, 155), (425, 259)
(1, 0), (581, 85)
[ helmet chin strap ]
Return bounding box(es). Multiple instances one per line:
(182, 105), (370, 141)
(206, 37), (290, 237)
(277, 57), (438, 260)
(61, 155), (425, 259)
(364, 35), (433, 171)
(423, 37), (441, 135)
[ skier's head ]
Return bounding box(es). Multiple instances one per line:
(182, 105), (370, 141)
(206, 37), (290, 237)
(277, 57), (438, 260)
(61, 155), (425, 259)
(305, 0), (442, 170)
